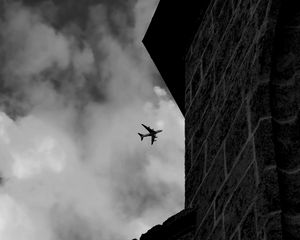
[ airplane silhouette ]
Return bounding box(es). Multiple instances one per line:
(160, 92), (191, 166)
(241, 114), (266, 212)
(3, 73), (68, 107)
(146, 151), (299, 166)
(138, 124), (163, 145)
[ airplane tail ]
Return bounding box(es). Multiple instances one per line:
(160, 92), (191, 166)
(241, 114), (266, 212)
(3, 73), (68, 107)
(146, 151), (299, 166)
(138, 133), (144, 141)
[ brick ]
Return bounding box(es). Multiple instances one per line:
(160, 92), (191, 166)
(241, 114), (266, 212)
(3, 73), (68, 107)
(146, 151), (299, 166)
(185, 44), (194, 65)
(192, 132), (206, 166)
(282, 214), (300, 240)
(186, 66), (214, 140)
(224, 64), (234, 92)
(191, 66), (201, 98)
(192, 104), (216, 160)
(238, 0), (252, 13)
(213, 80), (225, 112)
(182, 1), (286, 239)
(257, 230), (265, 240)
(214, 0), (233, 42)
(242, 45), (258, 97)
(186, 26), (205, 83)
(185, 83), (191, 111)
(212, 0), (226, 20)
(232, 9), (251, 45)
(195, 15), (213, 62)
(187, 22), (206, 68)
(195, 206), (214, 240)
(207, 85), (242, 166)
(265, 213), (282, 240)
(206, 122), (223, 170)
(192, 82), (225, 162)
(187, 34), (200, 66)
(241, 207), (257, 240)
(232, 0), (240, 9)
(254, 0), (270, 29)
(272, 114), (300, 170)
(254, 118), (276, 173)
(202, 39), (215, 77)
(193, 121), (209, 163)
(208, 218), (225, 240)
(250, 0), (260, 8)
(192, 147), (225, 220)
(272, 30), (300, 85)
(232, 17), (256, 71)
(250, 82), (271, 131)
(225, 102), (249, 172)
(256, 23), (276, 79)
(214, 59), (223, 87)
(186, 144), (205, 206)
(279, 170), (300, 215)
(225, 30), (257, 96)
(216, 140), (254, 217)
(256, 168), (281, 229)
(222, 25), (235, 64)
(224, 164), (257, 239)
(215, 20), (240, 81)
(271, 83), (300, 121)
(186, 59), (200, 86)
(231, 231), (239, 240)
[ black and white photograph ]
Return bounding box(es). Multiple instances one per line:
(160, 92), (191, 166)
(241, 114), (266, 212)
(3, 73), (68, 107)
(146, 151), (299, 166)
(0, 0), (300, 240)
(0, 1), (184, 239)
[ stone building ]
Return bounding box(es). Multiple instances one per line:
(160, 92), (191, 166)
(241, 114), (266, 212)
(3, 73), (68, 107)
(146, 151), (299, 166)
(141, 0), (300, 239)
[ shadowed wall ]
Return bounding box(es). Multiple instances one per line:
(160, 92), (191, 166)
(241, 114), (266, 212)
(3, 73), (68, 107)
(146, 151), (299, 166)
(185, 0), (282, 239)
(137, 0), (291, 239)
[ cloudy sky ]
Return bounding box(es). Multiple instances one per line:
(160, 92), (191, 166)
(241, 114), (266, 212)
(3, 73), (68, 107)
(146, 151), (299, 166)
(0, 0), (184, 240)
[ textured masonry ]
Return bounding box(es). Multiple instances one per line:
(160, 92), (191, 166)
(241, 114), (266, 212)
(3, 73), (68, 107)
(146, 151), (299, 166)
(137, 0), (300, 239)
(185, 0), (283, 239)
(270, 1), (300, 238)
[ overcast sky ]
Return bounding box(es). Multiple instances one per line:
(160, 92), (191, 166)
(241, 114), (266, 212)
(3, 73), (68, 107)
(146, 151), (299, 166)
(0, 1), (184, 240)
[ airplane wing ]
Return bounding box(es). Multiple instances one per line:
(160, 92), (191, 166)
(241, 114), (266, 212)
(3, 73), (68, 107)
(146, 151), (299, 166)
(151, 135), (155, 145)
(142, 124), (155, 133)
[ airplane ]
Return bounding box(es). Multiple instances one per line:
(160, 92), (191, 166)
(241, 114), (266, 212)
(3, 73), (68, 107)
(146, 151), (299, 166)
(138, 124), (163, 145)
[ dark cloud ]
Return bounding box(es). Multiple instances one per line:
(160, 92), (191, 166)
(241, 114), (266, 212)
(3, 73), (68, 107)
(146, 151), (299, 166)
(20, 0), (138, 43)
(0, 1), (184, 240)
(0, 0), (155, 118)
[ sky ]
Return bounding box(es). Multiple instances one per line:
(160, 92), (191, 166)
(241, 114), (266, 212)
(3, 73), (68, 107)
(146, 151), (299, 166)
(0, 1), (184, 240)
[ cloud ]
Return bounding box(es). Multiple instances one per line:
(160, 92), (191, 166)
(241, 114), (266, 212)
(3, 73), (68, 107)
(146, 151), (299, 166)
(1, 3), (71, 77)
(0, 1), (184, 240)
(134, 0), (159, 41)
(0, 193), (53, 240)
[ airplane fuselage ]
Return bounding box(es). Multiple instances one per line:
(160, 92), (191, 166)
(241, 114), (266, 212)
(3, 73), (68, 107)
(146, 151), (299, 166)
(138, 124), (163, 144)
(140, 130), (162, 137)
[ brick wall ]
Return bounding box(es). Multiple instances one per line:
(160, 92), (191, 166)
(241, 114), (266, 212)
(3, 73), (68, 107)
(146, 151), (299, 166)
(269, 1), (300, 238)
(185, 0), (282, 239)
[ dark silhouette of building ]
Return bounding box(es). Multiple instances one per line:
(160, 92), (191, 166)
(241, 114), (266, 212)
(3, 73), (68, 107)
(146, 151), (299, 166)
(140, 0), (300, 239)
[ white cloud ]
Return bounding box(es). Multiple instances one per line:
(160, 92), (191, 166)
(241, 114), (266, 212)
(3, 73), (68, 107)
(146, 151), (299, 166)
(154, 86), (167, 97)
(0, 193), (53, 240)
(0, 1), (184, 240)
